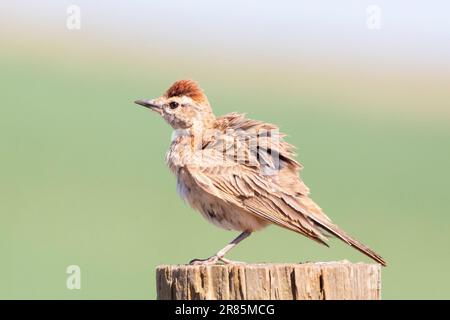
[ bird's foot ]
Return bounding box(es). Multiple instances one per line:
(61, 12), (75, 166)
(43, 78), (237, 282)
(218, 257), (245, 264)
(189, 255), (220, 265)
(189, 255), (245, 265)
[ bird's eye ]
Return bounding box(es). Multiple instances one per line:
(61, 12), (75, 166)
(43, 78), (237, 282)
(169, 101), (179, 109)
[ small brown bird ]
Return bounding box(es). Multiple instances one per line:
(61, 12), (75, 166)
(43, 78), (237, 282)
(135, 80), (386, 266)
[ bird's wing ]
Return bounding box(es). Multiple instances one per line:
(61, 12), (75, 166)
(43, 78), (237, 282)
(213, 113), (311, 195)
(184, 134), (331, 245)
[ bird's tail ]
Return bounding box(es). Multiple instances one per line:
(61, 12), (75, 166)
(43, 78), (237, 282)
(310, 217), (387, 266)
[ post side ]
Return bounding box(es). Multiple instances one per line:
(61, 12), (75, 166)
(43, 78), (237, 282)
(156, 261), (381, 300)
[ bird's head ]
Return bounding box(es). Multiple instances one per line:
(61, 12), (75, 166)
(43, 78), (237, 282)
(135, 80), (215, 130)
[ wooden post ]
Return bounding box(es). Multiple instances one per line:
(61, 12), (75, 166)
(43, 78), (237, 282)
(156, 261), (381, 300)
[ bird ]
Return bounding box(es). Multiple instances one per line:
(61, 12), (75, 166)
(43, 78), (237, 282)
(134, 79), (386, 266)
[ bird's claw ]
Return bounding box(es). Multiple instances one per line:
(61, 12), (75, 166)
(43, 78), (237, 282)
(189, 255), (220, 265)
(189, 255), (245, 265)
(219, 257), (245, 264)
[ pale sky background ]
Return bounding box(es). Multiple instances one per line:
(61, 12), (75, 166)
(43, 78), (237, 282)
(1, 0), (449, 71)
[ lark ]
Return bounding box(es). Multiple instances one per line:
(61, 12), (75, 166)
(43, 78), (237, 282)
(135, 80), (386, 266)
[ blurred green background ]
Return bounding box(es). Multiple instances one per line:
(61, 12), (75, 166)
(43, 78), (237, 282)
(1, 1), (450, 299)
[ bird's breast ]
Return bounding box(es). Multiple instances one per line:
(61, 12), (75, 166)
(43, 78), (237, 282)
(165, 135), (198, 174)
(166, 138), (269, 232)
(171, 168), (269, 232)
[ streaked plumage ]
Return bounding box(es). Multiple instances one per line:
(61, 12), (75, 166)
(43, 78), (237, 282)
(135, 80), (386, 266)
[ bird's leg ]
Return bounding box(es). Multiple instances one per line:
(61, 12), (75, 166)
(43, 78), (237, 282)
(189, 231), (251, 265)
(215, 231), (251, 264)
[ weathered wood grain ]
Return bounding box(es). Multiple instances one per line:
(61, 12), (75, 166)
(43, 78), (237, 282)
(156, 261), (381, 300)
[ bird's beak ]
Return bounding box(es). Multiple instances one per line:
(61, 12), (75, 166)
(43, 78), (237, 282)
(134, 99), (162, 113)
